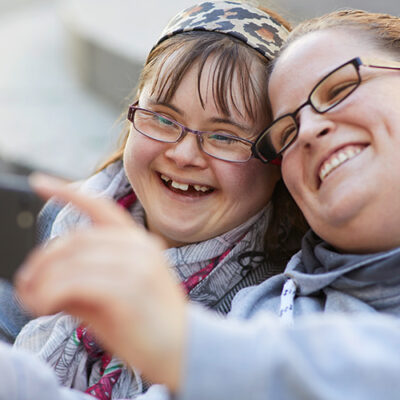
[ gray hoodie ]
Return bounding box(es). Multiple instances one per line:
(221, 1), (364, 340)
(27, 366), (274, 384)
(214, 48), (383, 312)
(2, 231), (400, 399)
(174, 231), (400, 400)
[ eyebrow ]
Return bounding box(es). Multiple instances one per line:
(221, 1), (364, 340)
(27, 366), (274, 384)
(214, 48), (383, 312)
(147, 99), (181, 114)
(146, 99), (253, 135)
(208, 117), (253, 135)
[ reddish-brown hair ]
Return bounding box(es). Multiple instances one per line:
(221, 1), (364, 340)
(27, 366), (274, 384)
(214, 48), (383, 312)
(279, 9), (400, 63)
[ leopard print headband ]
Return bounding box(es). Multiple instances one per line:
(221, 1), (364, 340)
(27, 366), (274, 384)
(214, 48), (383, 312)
(155, 1), (289, 60)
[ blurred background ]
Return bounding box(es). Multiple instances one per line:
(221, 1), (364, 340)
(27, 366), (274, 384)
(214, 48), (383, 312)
(0, 0), (399, 179)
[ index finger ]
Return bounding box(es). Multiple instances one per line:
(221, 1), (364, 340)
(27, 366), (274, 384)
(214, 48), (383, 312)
(29, 173), (134, 227)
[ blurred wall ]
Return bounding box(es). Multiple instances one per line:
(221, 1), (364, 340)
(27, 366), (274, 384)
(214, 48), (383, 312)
(0, 0), (39, 14)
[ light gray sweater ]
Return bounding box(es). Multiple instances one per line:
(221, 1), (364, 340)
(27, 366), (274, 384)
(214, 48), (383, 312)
(2, 309), (400, 400)
(3, 232), (400, 399)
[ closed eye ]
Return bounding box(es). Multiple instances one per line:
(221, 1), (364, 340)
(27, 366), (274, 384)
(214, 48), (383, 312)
(326, 80), (358, 102)
(279, 125), (297, 148)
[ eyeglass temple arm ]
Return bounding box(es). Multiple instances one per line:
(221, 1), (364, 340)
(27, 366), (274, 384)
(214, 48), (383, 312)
(360, 56), (400, 70)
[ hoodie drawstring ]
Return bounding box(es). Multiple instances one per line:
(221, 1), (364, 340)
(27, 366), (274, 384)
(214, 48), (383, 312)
(279, 278), (297, 326)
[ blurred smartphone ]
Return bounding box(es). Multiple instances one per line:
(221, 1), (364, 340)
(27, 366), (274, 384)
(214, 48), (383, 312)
(0, 172), (44, 282)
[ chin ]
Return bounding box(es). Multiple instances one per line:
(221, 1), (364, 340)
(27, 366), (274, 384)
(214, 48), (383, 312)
(159, 226), (206, 247)
(316, 195), (367, 228)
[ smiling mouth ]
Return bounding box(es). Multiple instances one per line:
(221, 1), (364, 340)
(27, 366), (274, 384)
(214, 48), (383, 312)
(159, 173), (215, 196)
(319, 144), (366, 183)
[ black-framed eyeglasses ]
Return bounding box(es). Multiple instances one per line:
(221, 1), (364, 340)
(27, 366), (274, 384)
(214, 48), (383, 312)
(127, 105), (256, 163)
(253, 56), (400, 163)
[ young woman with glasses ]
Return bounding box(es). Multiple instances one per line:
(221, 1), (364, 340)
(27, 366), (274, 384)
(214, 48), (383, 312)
(8, 7), (400, 400)
(0, 2), (308, 399)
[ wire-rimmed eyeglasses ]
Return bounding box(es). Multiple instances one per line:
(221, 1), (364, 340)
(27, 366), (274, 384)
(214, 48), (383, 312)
(127, 105), (256, 163)
(253, 56), (400, 163)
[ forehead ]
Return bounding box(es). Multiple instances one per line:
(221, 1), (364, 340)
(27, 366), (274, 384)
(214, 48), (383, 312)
(142, 52), (268, 126)
(269, 29), (376, 116)
(145, 55), (246, 104)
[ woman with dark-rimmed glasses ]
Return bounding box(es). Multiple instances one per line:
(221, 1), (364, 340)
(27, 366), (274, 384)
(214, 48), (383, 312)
(8, 7), (400, 400)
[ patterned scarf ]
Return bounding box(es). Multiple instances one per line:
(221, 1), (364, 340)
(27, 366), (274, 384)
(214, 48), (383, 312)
(15, 161), (271, 399)
(75, 327), (123, 400)
(76, 189), (247, 400)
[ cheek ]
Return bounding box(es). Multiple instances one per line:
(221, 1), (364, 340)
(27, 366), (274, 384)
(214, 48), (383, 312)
(123, 132), (162, 196)
(281, 150), (300, 198)
(216, 160), (280, 206)
(123, 132), (161, 182)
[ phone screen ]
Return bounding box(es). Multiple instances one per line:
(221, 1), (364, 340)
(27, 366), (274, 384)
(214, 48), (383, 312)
(0, 173), (44, 282)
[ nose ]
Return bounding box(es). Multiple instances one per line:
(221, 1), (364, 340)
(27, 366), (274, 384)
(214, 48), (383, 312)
(295, 106), (335, 148)
(164, 131), (208, 169)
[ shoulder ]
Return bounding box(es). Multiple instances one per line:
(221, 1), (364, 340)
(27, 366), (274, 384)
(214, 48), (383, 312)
(0, 280), (31, 343)
(228, 252), (304, 319)
(228, 273), (286, 319)
(36, 199), (64, 244)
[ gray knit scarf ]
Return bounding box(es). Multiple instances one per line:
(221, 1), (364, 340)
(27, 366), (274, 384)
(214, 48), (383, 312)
(279, 231), (400, 325)
(15, 160), (272, 398)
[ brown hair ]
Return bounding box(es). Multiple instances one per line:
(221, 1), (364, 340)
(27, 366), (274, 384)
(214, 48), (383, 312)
(280, 9), (400, 62)
(258, 6), (292, 32)
(99, 30), (274, 168)
(98, 15), (307, 266)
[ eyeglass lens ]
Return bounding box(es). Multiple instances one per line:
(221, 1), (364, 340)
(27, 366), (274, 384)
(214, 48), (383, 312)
(311, 62), (360, 112)
(133, 109), (252, 162)
(256, 61), (360, 161)
(134, 109), (181, 142)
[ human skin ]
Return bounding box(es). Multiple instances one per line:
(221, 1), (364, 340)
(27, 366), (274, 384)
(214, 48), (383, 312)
(16, 174), (187, 392)
(124, 57), (280, 248)
(14, 54), (281, 395)
(269, 29), (400, 253)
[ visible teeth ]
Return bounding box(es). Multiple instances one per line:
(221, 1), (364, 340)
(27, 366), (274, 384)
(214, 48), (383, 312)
(346, 149), (355, 158)
(171, 181), (189, 191)
(161, 173), (211, 193)
(319, 146), (363, 182)
(331, 157), (340, 167)
(161, 174), (170, 183)
(320, 164), (331, 181)
(194, 184), (210, 192)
